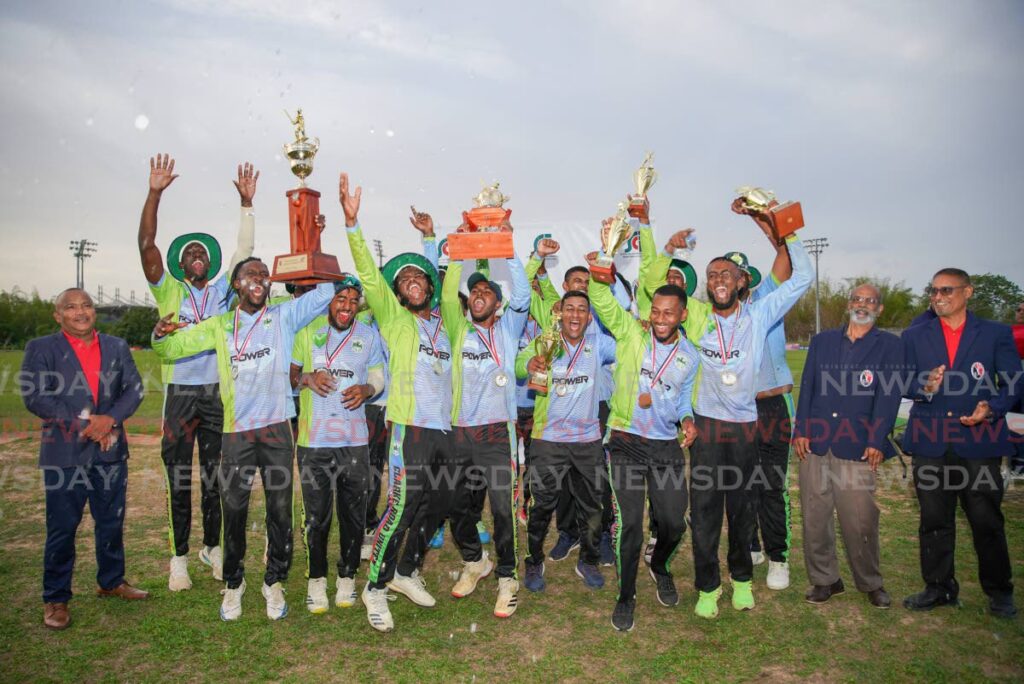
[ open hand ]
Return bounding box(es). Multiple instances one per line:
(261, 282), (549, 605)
(149, 154), (179, 193)
(233, 162), (260, 207)
(339, 172), (362, 227)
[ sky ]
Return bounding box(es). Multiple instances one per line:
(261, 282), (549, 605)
(0, 0), (1021, 303)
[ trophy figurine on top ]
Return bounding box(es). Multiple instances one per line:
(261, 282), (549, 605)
(733, 186), (804, 245)
(270, 109), (343, 283)
(446, 182), (515, 260)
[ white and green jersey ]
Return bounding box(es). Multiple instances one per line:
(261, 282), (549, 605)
(148, 272), (231, 385)
(348, 224), (453, 430)
(292, 317), (385, 448)
(590, 278), (698, 440)
(152, 283), (333, 433)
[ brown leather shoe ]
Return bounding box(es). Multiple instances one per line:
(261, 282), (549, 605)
(96, 582), (149, 600)
(805, 579), (845, 605)
(44, 602), (70, 630)
(867, 587), (891, 609)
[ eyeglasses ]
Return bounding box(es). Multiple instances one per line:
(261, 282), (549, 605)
(849, 295), (879, 306)
(925, 285), (967, 298)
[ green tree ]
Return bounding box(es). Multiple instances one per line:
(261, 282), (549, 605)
(967, 273), (1023, 323)
(109, 306), (160, 347)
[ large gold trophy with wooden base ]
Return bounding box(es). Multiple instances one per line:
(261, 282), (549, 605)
(271, 109), (343, 284)
(734, 186), (804, 245)
(446, 182), (515, 260)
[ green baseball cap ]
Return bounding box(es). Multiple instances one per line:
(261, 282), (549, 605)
(667, 259), (698, 297)
(722, 251), (762, 289)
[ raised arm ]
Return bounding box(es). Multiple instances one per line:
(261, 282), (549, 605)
(409, 206), (438, 269)
(636, 222), (655, 318)
(750, 236), (812, 330)
(441, 258), (465, 336)
(152, 314), (220, 360)
(588, 268), (638, 341)
(226, 162), (259, 277)
(138, 153), (178, 285)
(283, 282), (334, 333)
(342, 172), (403, 327)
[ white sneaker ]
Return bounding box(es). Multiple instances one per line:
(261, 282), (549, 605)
(262, 582), (288, 620)
(494, 577), (519, 618)
(306, 577), (329, 614)
(199, 545), (223, 581)
(388, 570), (436, 607)
(335, 577), (357, 608)
(751, 551), (766, 566)
(766, 561), (790, 590)
(220, 579), (246, 621)
(168, 555), (192, 592)
(362, 585), (394, 632)
(452, 551), (495, 598)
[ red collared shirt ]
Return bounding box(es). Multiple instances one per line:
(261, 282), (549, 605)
(940, 318), (965, 367)
(1013, 324), (1024, 360)
(62, 330), (100, 404)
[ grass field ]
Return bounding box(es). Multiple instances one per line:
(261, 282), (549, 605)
(1, 350), (1023, 682)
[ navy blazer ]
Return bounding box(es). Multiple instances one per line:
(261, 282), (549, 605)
(795, 326), (904, 460)
(901, 312), (1021, 459)
(21, 333), (145, 468)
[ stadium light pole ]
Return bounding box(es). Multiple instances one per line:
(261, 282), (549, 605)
(372, 238), (385, 268)
(803, 237), (829, 335)
(68, 239), (98, 291)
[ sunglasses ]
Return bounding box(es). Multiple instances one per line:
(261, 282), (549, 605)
(925, 285), (967, 298)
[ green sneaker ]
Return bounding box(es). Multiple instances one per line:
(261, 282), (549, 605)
(732, 580), (755, 611)
(694, 587), (723, 619)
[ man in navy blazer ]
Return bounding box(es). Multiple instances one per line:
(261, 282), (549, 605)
(793, 283), (903, 609)
(20, 288), (148, 630)
(901, 268), (1021, 618)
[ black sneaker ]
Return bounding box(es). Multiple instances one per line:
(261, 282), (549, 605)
(989, 592), (1018, 619)
(649, 567), (678, 607)
(903, 584), (960, 611)
(611, 598), (636, 632)
(549, 532), (580, 562)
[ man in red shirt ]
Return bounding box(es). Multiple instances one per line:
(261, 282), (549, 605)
(21, 288), (148, 630)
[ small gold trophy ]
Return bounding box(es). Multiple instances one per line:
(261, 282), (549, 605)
(591, 203), (631, 284)
(735, 186), (804, 245)
(271, 109), (342, 283)
(528, 310), (563, 395)
(629, 152), (657, 218)
(448, 182), (515, 260)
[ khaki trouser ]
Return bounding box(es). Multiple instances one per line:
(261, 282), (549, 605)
(799, 450), (882, 592)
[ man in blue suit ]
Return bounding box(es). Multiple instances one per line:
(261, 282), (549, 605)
(21, 288), (148, 630)
(793, 283), (903, 609)
(901, 268), (1021, 618)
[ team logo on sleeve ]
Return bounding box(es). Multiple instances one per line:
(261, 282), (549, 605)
(859, 370), (874, 387)
(971, 362), (985, 380)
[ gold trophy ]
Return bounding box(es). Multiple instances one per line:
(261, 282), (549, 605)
(591, 203), (631, 284)
(527, 310), (563, 395)
(629, 152), (657, 218)
(448, 182), (515, 260)
(735, 186), (804, 245)
(271, 109), (342, 283)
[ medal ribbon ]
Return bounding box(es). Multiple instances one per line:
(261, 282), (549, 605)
(417, 313), (444, 357)
(649, 338), (680, 389)
(233, 307), (267, 357)
(325, 323), (357, 368)
(714, 305), (740, 369)
(185, 285), (210, 324)
(473, 324), (501, 367)
(559, 334), (586, 378)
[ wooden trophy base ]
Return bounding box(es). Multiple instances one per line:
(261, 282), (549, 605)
(769, 201), (804, 243)
(590, 258), (617, 285)
(448, 231), (514, 260)
(527, 375), (549, 395)
(271, 251), (342, 285)
(627, 196), (649, 219)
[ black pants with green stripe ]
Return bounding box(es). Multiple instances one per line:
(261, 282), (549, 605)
(364, 404), (390, 531)
(161, 382), (223, 557)
(608, 430), (688, 602)
(750, 393), (794, 562)
(367, 425), (453, 589)
(526, 439), (605, 566)
(297, 445), (369, 580)
(451, 423), (519, 579)
(220, 421), (294, 590)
